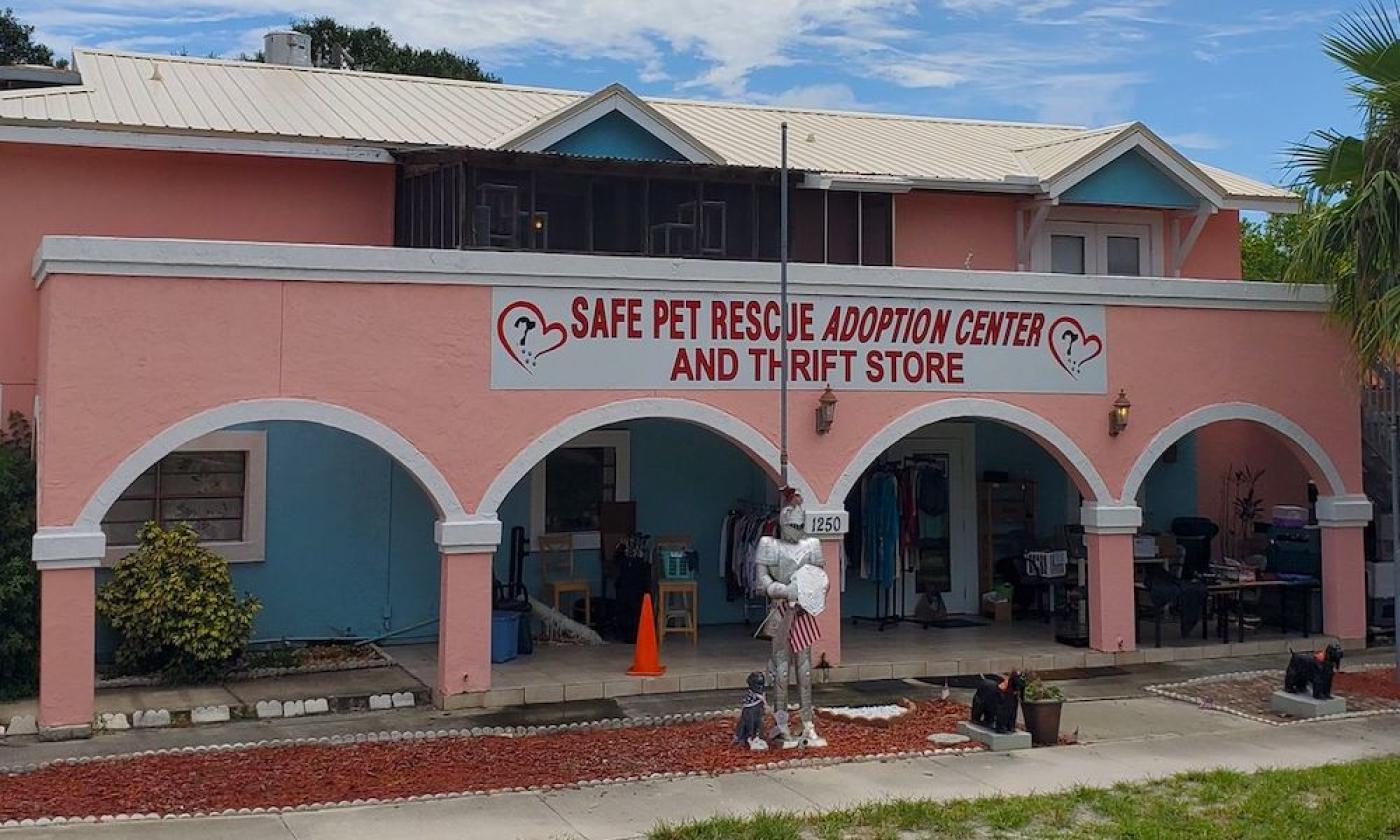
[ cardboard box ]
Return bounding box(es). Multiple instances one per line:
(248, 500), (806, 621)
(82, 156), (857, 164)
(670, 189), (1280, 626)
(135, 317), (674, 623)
(981, 596), (1012, 622)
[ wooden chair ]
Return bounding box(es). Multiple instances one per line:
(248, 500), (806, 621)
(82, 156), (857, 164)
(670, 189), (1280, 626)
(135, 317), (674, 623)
(654, 536), (698, 645)
(538, 533), (591, 627)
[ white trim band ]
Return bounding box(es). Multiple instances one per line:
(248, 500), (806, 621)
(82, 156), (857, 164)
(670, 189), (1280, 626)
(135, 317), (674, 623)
(0, 125), (393, 163)
(436, 517), (504, 553)
(1080, 503), (1142, 535)
(33, 236), (1331, 312)
(1316, 494), (1373, 527)
(32, 527), (107, 569)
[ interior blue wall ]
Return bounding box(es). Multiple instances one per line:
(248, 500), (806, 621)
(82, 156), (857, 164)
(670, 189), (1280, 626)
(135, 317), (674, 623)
(1061, 149), (1200, 209)
(1140, 431), (1199, 531)
(492, 419), (773, 625)
(230, 422), (440, 643)
(546, 110), (687, 162)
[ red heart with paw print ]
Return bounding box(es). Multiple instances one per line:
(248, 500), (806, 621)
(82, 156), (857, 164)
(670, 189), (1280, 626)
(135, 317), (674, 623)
(497, 300), (568, 373)
(1047, 316), (1103, 378)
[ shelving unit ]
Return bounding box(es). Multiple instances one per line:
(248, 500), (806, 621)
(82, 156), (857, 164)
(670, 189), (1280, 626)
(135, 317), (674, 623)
(977, 479), (1036, 595)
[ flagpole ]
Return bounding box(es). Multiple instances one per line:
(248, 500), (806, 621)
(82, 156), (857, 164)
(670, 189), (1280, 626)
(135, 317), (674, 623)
(779, 121), (790, 490)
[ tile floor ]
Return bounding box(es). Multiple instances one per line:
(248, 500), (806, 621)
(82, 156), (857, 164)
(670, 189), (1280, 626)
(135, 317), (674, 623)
(389, 617), (1316, 709)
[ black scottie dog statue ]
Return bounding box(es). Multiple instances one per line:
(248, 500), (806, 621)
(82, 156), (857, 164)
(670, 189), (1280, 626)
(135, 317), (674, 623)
(733, 671), (769, 750)
(970, 671), (1027, 733)
(1284, 642), (1344, 700)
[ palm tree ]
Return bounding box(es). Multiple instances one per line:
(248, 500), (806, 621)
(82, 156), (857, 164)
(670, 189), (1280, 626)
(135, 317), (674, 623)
(1287, 3), (1400, 676)
(1287, 2), (1400, 365)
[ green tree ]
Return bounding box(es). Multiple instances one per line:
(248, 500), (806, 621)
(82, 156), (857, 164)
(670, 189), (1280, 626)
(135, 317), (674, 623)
(1286, 3), (1400, 363)
(0, 413), (37, 700)
(290, 17), (499, 82)
(0, 8), (63, 67)
(1240, 197), (1322, 282)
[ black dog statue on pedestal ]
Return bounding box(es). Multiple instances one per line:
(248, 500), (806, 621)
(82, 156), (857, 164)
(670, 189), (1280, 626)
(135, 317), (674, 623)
(1284, 642), (1344, 700)
(970, 671), (1027, 733)
(733, 671), (769, 750)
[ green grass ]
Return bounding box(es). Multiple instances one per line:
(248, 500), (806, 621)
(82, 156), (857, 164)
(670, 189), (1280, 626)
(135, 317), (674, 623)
(649, 756), (1400, 839)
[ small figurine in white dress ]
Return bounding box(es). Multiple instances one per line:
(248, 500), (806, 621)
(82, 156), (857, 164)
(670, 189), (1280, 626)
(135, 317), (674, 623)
(756, 489), (829, 749)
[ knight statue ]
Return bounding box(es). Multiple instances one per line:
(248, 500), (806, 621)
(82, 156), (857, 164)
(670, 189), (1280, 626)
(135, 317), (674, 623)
(756, 488), (830, 749)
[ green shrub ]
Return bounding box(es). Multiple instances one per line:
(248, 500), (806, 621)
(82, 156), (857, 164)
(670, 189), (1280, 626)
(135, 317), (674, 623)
(96, 522), (261, 682)
(0, 412), (38, 700)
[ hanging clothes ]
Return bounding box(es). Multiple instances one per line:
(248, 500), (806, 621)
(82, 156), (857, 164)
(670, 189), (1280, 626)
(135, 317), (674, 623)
(863, 470), (900, 585)
(720, 507), (777, 600)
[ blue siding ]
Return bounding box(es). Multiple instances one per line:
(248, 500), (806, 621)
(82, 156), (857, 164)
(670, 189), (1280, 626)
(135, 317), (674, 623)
(546, 110), (688, 162)
(1140, 432), (1198, 531)
(1061, 149), (1200, 209)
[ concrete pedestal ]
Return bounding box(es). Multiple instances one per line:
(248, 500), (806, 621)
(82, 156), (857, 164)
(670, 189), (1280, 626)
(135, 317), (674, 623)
(1270, 691), (1346, 718)
(957, 721), (1032, 751)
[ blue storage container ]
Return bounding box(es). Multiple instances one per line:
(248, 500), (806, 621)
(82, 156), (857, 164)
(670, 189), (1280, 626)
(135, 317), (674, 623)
(491, 611), (522, 663)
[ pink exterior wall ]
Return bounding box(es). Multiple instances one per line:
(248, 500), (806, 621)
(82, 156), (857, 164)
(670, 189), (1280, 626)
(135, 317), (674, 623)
(35, 272), (1362, 526)
(894, 192), (1019, 271)
(892, 192), (1241, 282)
(0, 143), (394, 418)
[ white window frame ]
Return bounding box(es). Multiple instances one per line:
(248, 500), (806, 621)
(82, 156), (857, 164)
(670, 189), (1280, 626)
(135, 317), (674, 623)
(529, 429), (631, 551)
(1031, 208), (1164, 277)
(103, 430), (267, 566)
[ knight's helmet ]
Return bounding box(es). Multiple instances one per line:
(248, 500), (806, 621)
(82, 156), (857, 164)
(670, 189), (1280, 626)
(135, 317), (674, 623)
(778, 487), (805, 541)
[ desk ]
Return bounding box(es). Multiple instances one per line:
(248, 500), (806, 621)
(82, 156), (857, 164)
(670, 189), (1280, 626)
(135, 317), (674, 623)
(1069, 556), (1169, 587)
(1205, 579), (1318, 644)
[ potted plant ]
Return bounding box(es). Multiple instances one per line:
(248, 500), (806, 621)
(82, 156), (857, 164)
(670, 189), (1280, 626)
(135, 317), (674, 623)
(1020, 674), (1065, 746)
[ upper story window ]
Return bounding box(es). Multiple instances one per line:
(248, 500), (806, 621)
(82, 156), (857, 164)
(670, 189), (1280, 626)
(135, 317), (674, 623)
(1033, 211), (1162, 277)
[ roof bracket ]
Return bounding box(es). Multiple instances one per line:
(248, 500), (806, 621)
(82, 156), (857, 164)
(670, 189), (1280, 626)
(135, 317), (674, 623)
(1016, 202), (1053, 271)
(1172, 203), (1216, 277)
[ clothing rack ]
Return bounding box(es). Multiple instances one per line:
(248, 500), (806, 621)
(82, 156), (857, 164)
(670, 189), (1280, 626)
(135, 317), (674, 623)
(720, 501), (778, 623)
(849, 460), (932, 632)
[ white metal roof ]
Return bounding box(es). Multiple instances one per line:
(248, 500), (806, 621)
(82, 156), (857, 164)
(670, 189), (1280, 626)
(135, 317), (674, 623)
(0, 48), (1297, 210)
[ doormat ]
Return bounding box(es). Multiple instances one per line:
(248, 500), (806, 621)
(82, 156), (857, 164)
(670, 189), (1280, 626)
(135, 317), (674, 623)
(925, 618), (988, 629)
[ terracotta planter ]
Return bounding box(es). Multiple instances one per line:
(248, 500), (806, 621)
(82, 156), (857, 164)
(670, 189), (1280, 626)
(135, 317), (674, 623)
(1021, 699), (1063, 746)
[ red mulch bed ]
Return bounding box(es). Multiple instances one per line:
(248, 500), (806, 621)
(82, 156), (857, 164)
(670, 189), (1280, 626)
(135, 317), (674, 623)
(1334, 667), (1400, 701)
(0, 700), (974, 822)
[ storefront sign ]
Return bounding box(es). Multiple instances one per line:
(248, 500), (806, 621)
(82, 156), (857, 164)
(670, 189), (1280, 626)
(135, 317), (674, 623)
(492, 289), (1106, 393)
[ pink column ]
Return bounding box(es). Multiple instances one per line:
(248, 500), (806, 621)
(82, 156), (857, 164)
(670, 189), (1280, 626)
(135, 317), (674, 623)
(1320, 526), (1367, 643)
(1084, 531), (1136, 652)
(435, 551), (492, 709)
(811, 539), (843, 667)
(39, 567), (96, 730)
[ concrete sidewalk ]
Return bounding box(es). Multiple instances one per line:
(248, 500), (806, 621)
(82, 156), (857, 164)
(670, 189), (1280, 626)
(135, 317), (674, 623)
(7, 696), (1400, 840)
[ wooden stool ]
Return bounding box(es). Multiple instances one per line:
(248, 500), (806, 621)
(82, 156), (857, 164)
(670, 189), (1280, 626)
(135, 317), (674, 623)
(656, 579), (698, 645)
(538, 533), (591, 626)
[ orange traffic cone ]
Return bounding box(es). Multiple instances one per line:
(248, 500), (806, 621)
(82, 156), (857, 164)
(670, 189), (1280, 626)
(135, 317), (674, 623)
(627, 593), (667, 676)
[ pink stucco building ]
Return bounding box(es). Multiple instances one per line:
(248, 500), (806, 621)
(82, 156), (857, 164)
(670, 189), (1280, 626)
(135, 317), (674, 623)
(2, 44), (1372, 738)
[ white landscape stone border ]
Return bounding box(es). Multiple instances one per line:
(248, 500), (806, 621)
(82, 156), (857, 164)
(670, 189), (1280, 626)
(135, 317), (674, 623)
(0, 709), (984, 828)
(1144, 664), (1400, 727)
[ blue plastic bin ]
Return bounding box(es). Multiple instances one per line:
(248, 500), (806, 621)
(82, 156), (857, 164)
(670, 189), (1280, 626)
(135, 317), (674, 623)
(491, 611), (522, 663)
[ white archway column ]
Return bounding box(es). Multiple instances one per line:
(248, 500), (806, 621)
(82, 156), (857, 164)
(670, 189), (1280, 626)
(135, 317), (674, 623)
(1081, 503), (1142, 653)
(1317, 495), (1371, 645)
(435, 515), (503, 709)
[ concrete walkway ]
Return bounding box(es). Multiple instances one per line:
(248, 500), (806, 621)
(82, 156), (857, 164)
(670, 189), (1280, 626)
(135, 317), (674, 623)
(7, 707), (1400, 839)
(5, 653), (1399, 839)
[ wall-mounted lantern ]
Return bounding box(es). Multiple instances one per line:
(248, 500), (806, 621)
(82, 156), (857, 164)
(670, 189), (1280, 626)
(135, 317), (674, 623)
(816, 385), (838, 435)
(1109, 389), (1131, 437)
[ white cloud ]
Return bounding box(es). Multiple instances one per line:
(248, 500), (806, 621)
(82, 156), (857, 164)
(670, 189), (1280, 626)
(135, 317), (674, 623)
(761, 82), (867, 110)
(1165, 131), (1227, 151)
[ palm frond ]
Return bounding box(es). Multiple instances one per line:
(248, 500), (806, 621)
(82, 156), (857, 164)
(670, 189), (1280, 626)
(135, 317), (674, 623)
(1324, 1), (1400, 85)
(1286, 130), (1366, 189)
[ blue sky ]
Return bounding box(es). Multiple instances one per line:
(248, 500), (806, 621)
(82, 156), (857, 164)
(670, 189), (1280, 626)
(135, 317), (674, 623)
(14, 1), (1360, 188)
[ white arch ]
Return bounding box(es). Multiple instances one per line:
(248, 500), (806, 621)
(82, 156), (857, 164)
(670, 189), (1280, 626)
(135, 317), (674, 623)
(827, 398), (1112, 507)
(1121, 402), (1346, 504)
(74, 398), (468, 529)
(478, 398), (817, 515)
